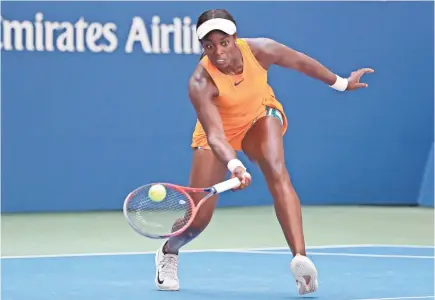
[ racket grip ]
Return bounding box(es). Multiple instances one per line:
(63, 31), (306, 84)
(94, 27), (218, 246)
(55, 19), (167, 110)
(212, 173), (250, 193)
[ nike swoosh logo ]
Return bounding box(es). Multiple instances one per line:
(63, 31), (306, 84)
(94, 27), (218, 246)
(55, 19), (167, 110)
(234, 79), (244, 86)
(157, 269), (164, 284)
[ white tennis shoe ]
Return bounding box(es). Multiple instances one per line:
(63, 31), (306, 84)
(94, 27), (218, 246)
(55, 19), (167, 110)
(290, 254), (318, 295)
(155, 243), (180, 291)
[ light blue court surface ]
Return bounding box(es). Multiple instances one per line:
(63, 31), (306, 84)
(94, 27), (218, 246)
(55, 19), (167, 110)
(2, 245), (434, 300)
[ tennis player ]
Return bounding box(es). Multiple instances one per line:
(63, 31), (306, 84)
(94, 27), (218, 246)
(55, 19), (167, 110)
(154, 9), (374, 294)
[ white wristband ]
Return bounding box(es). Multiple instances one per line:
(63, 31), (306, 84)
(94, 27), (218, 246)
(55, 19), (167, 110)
(330, 75), (348, 92)
(227, 159), (246, 172)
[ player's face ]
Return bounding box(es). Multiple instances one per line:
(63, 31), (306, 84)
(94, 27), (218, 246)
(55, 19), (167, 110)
(201, 31), (237, 69)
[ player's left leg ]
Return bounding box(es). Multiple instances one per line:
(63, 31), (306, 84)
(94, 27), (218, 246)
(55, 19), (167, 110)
(154, 147), (228, 291)
(241, 110), (318, 295)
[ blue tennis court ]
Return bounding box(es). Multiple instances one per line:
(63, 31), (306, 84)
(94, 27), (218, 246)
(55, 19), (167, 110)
(2, 245), (434, 300)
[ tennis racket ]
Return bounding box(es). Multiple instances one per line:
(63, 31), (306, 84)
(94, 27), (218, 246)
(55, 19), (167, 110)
(123, 174), (250, 239)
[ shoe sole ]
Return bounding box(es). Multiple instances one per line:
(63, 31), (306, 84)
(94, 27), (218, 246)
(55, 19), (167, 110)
(291, 255), (318, 295)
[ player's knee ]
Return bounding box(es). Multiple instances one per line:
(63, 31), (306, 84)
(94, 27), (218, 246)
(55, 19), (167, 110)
(261, 158), (288, 183)
(191, 210), (214, 229)
(189, 194), (217, 229)
(190, 204), (215, 230)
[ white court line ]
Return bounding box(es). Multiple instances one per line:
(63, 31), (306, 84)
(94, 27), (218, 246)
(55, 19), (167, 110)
(307, 252), (434, 259)
(0, 244), (358, 259)
(230, 250), (434, 259)
(356, 245), (434, 249)
(354, 296), (434, 300)
(1, 244), (433, 260)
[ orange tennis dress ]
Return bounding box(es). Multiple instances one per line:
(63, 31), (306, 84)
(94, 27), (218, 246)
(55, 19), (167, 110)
(191, 39), (288, 152)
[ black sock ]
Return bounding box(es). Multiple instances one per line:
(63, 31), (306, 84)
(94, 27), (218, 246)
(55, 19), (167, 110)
(164, 228), (202, 255)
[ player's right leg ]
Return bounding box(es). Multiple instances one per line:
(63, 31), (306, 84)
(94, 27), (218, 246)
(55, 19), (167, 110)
(241, 114), (318, 295)
(155, 147), (228, 291)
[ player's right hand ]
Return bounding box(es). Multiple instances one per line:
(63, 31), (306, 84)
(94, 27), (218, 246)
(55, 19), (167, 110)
(231, 166), (252, 191)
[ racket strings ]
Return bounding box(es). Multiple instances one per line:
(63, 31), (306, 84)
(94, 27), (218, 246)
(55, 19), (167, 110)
(125, 184), (193, 237)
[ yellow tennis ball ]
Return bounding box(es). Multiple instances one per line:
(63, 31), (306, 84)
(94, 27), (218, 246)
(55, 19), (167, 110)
(148, 184), (166, 202)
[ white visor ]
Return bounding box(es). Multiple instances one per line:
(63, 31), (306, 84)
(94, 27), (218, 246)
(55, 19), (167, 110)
(196, 18), (237, 40)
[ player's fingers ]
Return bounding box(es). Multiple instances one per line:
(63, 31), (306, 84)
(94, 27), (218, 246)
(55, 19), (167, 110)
(354, 68), (374, 77)
(230, 174), (244, 191)
(361, 68), (375, 73)
(348, 82), (368, 90)
(239, 176), (248, 189)
(244, 172), (252, 186)
(239, 173), (252, 189)
(355, 82), (368, 88)
(232, 172), (251, 190)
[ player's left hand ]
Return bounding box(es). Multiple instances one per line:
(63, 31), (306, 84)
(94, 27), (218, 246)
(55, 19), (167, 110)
(346, 68), (375, 91)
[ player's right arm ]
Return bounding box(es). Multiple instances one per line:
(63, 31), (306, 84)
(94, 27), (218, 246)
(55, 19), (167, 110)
(188, 64), (250, 187)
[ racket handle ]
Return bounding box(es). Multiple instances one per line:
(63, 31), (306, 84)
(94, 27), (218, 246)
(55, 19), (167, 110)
(212, 173), (250, 193)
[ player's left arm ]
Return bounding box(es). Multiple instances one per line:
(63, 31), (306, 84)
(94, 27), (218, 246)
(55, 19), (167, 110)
(246, 38), (374, 91)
